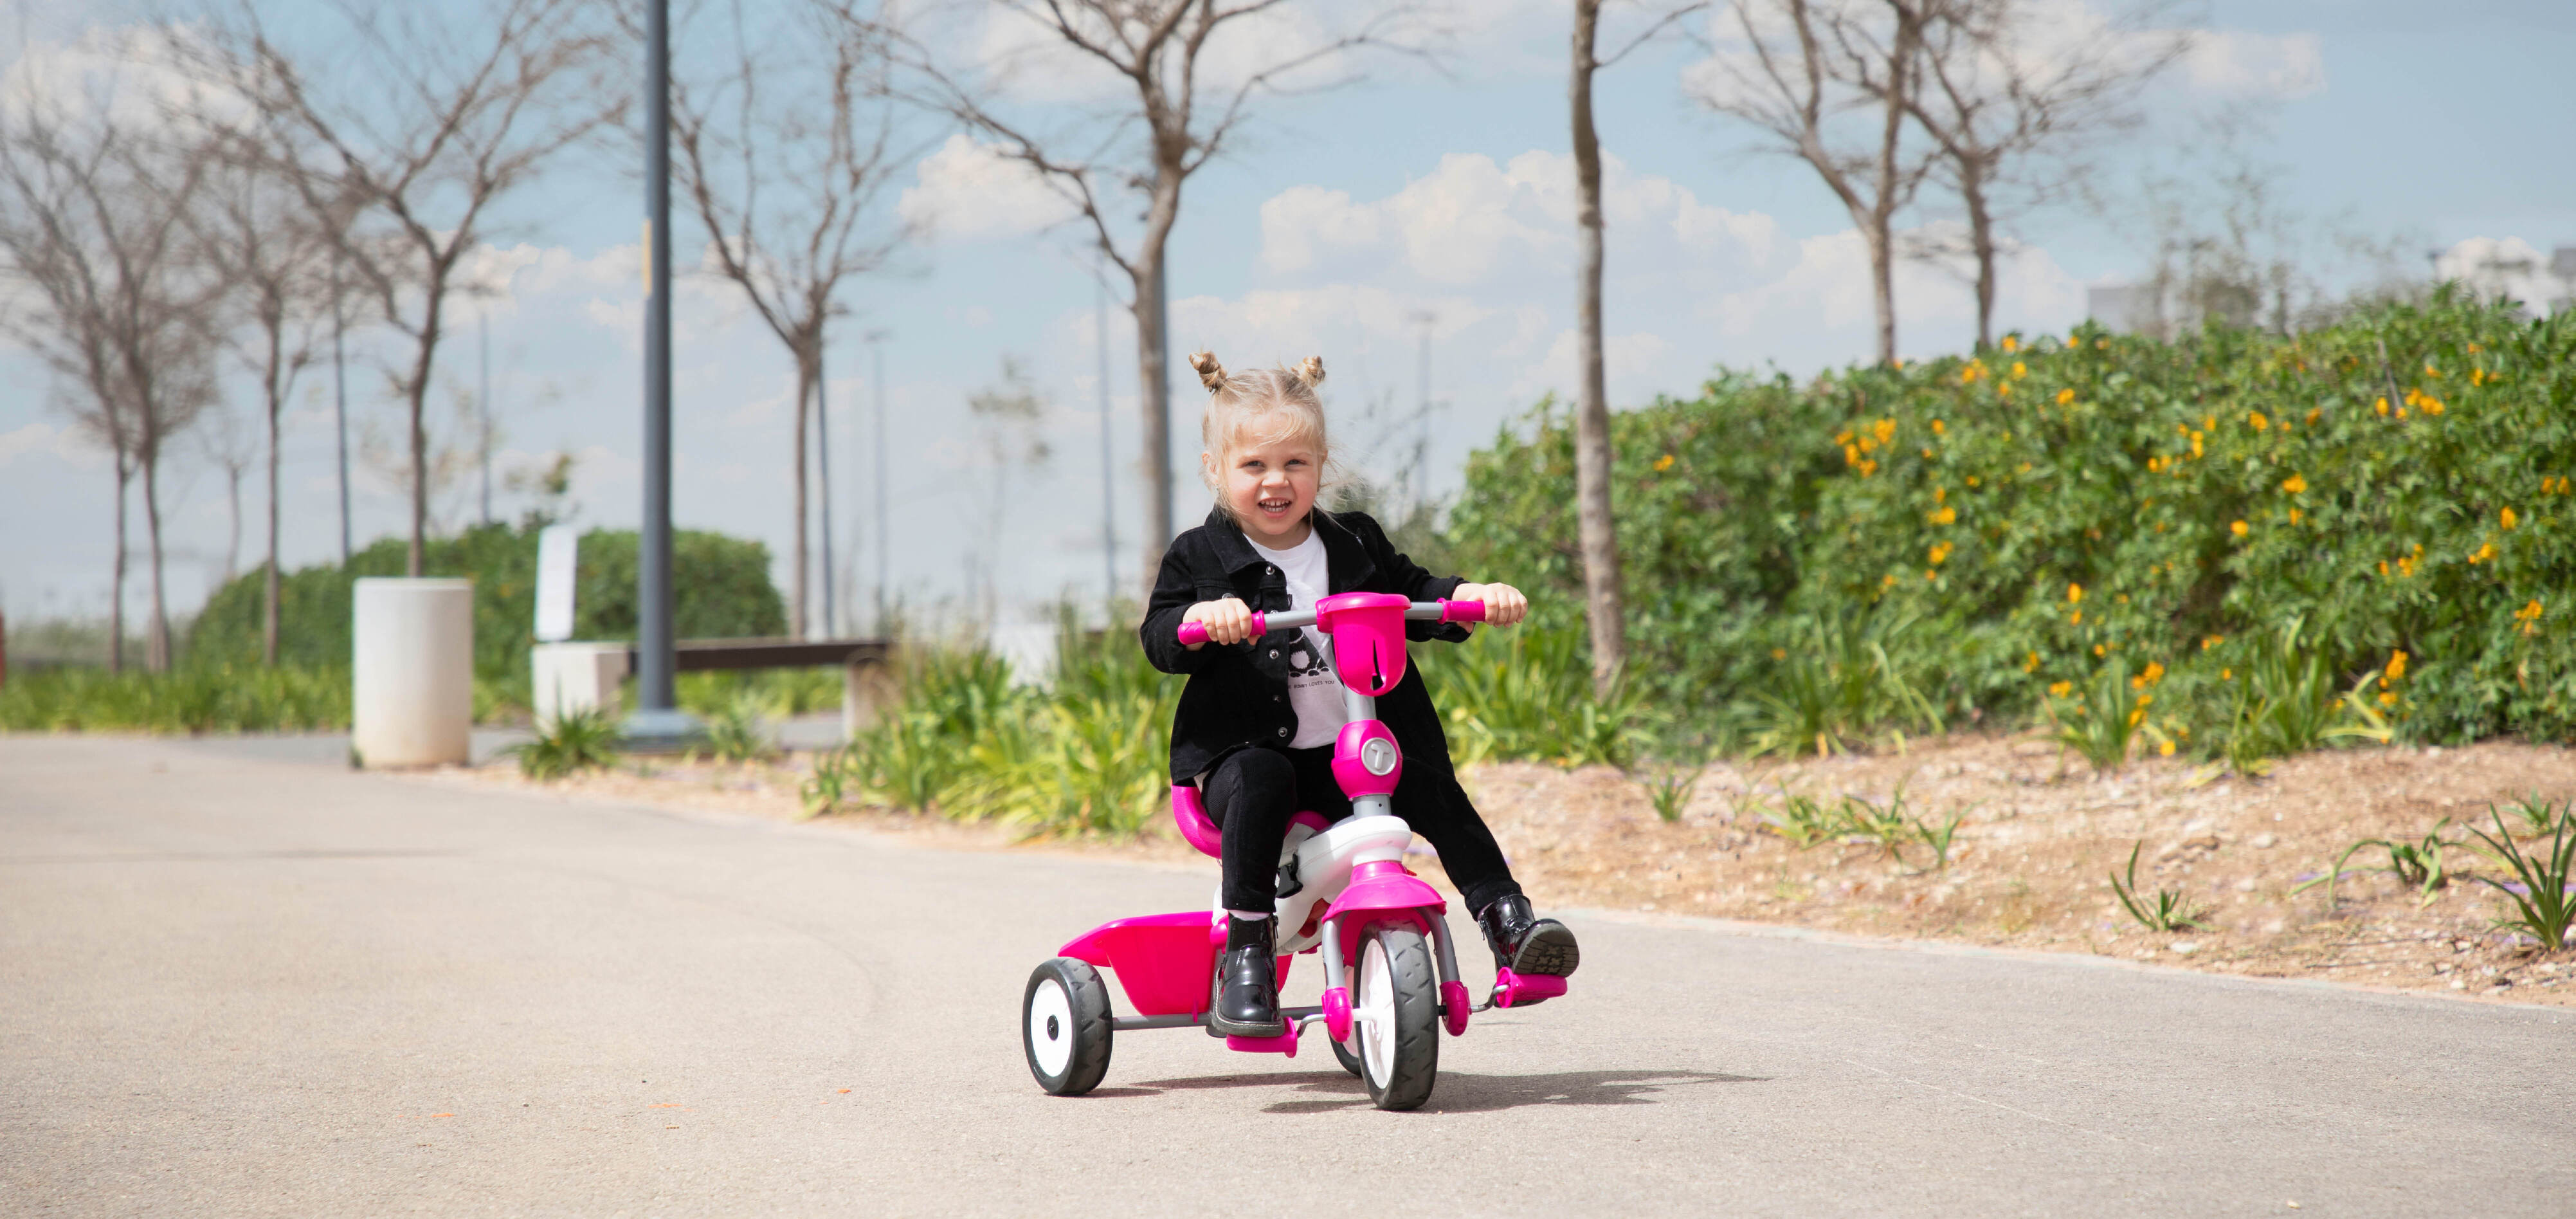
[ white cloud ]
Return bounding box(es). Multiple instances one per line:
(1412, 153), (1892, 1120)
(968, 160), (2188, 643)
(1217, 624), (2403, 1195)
(1507, 330), (1674, 403)
(898, 134), (1073, 242)
(0, 421), (91, 469)
(2186, 29), (2325, 99)
(2436, 237), (2569, 311)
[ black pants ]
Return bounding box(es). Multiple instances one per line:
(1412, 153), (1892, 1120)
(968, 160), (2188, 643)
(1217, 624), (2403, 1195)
(1201, 744), (1521, 917)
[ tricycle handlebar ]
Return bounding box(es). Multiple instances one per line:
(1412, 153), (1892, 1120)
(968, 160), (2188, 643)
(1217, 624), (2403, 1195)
(1175, 598), (1485, 646)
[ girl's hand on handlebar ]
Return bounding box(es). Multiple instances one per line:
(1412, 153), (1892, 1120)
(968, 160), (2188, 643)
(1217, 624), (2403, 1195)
(1181, 597), (1254, 648)
(1451, 582), (1527, 627)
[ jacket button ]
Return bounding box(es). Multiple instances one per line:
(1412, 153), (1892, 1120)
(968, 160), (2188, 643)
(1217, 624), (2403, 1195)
(1267, 648), (1280, 659)
(1275, 727), (1290, 738)
(1273, 694), (1283, 702)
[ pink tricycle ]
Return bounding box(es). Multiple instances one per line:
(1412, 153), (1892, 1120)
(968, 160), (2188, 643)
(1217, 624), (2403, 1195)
(1020, 592), (1568, 1111)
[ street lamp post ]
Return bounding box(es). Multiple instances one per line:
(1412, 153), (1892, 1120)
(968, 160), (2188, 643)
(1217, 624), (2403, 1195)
(625, 0), (694, 746)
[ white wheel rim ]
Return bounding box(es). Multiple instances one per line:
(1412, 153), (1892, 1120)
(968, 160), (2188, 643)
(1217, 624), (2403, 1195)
(1356, 937), (1396, 1088)
(1028, 976), (1075, 1077)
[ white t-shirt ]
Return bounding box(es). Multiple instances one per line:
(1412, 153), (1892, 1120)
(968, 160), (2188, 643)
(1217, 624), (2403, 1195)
(1247, 529), (1349, 749)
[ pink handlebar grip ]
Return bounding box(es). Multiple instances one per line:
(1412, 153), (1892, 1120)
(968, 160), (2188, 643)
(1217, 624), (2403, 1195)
(1439, 599), (1488, 624)
(1176, 612), (1268, 646)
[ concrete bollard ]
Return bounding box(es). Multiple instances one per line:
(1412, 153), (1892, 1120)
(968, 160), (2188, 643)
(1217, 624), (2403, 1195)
(530, 641), (630, 722)
(352, 578), (475, 767)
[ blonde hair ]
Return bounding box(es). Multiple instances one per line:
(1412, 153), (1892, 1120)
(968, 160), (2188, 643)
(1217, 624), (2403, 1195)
(1191, 351), (1332, 503)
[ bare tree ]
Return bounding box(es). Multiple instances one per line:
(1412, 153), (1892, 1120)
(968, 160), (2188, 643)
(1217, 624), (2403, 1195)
(1570, 0), (1703, 696)
(190, 116), (349, 665)
(883, 1), (1421, 581)
(1898, 0), (2185, 347)
(1694, 0), (1931, 364)
(197, 403), (259, 584)
(213, 0), (621, 576)
(659, 0), (912, 639)
(0, 57), (222, 672)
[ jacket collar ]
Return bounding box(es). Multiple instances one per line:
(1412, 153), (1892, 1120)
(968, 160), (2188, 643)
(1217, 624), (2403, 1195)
(1199, 506), (1375, 592)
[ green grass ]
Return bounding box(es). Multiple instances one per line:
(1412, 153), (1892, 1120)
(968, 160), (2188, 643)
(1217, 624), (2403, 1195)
(2110, 841), (2207, 933)
(2465, 800), (2575, 951)
(0, 664), (352, 733)
(506, 708), (622, 780)
(2294, 820), (2456, 908)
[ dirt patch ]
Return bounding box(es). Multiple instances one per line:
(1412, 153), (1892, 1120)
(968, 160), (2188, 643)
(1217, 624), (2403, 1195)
(424, 736), (2576, 1005)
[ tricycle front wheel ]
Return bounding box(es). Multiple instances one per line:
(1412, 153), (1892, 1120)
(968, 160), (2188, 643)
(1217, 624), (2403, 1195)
(1023, 958), (1114, 1096)
(1352, 922), (1439, 1110)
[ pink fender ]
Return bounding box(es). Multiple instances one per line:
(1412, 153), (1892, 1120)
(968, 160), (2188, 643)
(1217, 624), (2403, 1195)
(1325, 860), (1447, 962)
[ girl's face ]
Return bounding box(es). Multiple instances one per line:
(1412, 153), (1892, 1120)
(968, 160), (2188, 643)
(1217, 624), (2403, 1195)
(1210, 426), (1321, 547)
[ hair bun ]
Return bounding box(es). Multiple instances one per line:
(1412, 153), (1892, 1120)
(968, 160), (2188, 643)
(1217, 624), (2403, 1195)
(1188, 350), (1228, 393)
(1293, 356), (1326, 387)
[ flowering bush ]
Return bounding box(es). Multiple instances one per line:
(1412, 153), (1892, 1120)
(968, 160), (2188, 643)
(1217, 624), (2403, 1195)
(1445, 290), (2576, 755)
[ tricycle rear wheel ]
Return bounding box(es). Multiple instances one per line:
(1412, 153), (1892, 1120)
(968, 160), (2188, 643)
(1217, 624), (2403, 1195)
(1023, 958), (1114, 1096)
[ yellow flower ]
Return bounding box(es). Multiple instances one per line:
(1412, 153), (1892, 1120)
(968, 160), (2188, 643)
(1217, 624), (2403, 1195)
(1653, 453), (1674, 472)
(1965, 475), (1981, 488)
(2011, 362), (2027, 378)
(2127, 708), (2145, 728)
(2066, 583), (2083, 603)
(2054, 387), (2075, 405)
(2159, 739), (2177, 756)
(2281, 473), (2307, 494)
(2201, 635), (2223, 650)
(2385, 649), (2407, 682)
(2424, 362), (2441, 378)
(1928, 542), (1952, 565)
(2203, 415), (2216, 431)
(2070, 609), (2083, 625)
(2422, 397), (2445, 416)
(2231, 520), (2249, 537)
(2379, 560), (2390, 577)
(2375, 396), (2390, 416)
(2002, 335), (2019, 353)
(2220, 667), (2233, 680)
(2142, 661), (2165, 684)
(1882, 573), (1899, 587)
(2048, 681), (2073, 697)
(2501, 506), (2519, 529)
(1873, 419), (1896, 445)
(2189, 432), (2204, 459)
(1931, 419), (1946, 434)
(2469, 542), (2496, 564)
(2378, 691), (2398, 707)
(2305, 408), (2321, 424)
(2248, 410), (2269, 430)
(1960, 365), (1982, 384)
(2289, 508), (2303, 526)
(2471, 367), (2486, 386)
(2023, 651), (2040, 674)
(2518, 599), (2546, 621)
(1998, 381), (2013, 398)
(2094, 643), (2107, 657)
(1771, 648), (1788, 661)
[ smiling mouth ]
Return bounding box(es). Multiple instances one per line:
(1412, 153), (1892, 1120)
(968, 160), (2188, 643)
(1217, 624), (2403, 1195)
(1257, 496), (1294, 515)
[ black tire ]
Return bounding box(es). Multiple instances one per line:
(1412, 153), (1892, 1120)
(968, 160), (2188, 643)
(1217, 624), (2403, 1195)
(1351, 922), (1439, 1111)
(1330, 1034), (1366, 1079)
(1022, 958), (1114, 1096)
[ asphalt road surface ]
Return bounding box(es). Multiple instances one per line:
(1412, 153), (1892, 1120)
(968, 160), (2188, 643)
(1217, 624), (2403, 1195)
(4, 735), (2570, 1216)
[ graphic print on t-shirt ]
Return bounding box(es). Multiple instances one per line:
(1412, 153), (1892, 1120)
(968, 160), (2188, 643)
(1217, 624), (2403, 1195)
(1248, 529), (1350, 749)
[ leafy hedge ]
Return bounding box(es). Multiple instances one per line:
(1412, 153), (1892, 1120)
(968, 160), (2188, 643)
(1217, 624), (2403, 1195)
(1445, 291), (2576, 753)
(189, 522), (787, 684)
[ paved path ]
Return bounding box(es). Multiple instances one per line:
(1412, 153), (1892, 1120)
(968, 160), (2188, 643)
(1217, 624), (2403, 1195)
(3, 735), (2570, 1216)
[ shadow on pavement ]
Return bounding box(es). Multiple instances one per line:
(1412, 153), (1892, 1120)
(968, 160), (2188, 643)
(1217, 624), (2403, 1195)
(1114, 1068), (1761, 1114)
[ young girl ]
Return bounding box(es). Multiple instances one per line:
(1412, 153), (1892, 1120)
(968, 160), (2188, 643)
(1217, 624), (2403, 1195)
(1138, 351), (1580, 1038)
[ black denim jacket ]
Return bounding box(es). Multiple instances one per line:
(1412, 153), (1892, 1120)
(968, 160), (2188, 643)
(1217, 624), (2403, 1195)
(1140, 508), (1470, 784)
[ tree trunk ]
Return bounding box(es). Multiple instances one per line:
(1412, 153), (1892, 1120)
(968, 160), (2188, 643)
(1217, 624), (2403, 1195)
(142, 447), (170, 672)
(110, 459), (130, 675)
(1570, 0), (1626, 699)
(1961, 161), (1996, 350)
(222, 464), (242, 583)
(1865, 3), (1920, 367)
(1132, 239), (1173, 586)
(790, 347), (814, 639)
(404, 342), (433, 577)
(264, 382), (282, 667)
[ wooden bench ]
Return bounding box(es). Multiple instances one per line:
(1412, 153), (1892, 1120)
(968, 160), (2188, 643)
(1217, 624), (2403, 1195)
(532, 637), (891, 739)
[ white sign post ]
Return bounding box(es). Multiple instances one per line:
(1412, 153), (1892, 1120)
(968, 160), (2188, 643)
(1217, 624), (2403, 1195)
(534, 524), (578, 643)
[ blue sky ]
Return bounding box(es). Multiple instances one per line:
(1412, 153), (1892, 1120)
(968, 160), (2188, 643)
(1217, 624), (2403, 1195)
(3, 0), (2572, 636)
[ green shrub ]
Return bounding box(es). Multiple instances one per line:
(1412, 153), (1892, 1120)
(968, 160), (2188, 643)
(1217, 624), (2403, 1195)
(1446, 291), (2576, 754)
(1416, 625), (1647, 767)
(2466, 801), (2575, 951)
(506, 708), (622, 779)
(188, 522), (786, 690)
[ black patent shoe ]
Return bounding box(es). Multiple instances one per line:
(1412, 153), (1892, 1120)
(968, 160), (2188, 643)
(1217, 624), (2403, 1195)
(1476, 895), (1580, 978)
(1209, 918), (1286, 1038)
